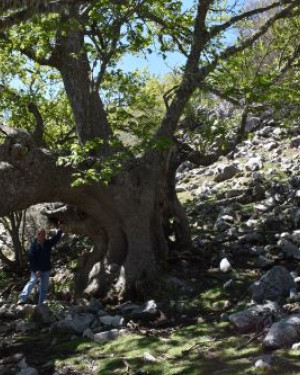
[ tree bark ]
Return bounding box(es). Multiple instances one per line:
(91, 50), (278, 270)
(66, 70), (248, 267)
(54, 27), (112, 147)
(0, 127), (187, 298)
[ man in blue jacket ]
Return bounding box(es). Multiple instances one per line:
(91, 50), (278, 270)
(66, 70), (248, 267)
(18, 225), (63, 305)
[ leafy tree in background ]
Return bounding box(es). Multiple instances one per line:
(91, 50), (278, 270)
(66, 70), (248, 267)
(0, 0), (299, 299)
(204, 2), (300, 142)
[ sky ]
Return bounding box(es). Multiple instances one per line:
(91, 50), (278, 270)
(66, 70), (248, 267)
(120, 0), (195, 75)
(121, 30), (238, 76)
(121, 51), (187, 76)
(120, 0), (240, 76)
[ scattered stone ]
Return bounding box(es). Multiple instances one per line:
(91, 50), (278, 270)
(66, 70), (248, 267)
(290, 136), (300, 148)
(220, 313), (230, 322)
(13, 319), (36, 332)
(31, 304), (54, 324)
(82, 328), (94, 340)
(262, 314), (300, 349)
(245, 156), (263, 171)
(291, 342), (300, 350)
(16, 368), (39, 375)
(93, 329), (126, 343)
(214, 215), (234, 231)
(254, 255), (275, 269)
(279, 239), (300, 260)
(253, 354), (273, 370)
(214, 164), (238, 183)
(119, 302), (140, 314)
(143, 352), (158, 363)
(219, 258), (232, 273)
(99, 315), (125, 327)
(223, 279), (234, 290)
(250, 266), (296, 304)
(229, 302), (280, 333)
(127, 300), (159, 321)
(51, 313), (95, 334)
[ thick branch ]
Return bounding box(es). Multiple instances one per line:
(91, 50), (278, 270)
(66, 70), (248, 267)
(55, 24), (112, 146)
(156, 1), (212, 139)
(0, 126), (77, 216)
(185, 0), (211, 72)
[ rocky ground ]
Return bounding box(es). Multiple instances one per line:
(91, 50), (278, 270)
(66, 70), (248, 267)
(1, 124), (300, 375)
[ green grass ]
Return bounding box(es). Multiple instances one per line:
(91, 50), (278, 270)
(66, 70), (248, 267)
(47, 321), (264, 375)
(12, 268), (300, 375)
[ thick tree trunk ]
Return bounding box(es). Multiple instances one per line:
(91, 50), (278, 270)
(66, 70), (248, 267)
(72, 152), (185, 299)
(0, 127), (190, 300)
(55, 27), (112, 146)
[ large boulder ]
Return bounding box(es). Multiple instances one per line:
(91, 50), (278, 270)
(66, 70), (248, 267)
(214, 164), (238, 183)
(250, 266), (296, 304)
(262, 314), (300, 349)
(228, 302), (280, 333)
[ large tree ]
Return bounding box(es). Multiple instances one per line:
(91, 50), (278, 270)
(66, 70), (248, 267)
(0, 0), (299, 298)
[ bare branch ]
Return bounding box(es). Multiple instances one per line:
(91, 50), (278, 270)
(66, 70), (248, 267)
(278, 43), (300, 74)
(209, 0), (298, 39)
(136, 7), (191, 57)
(200, 1), (299, 78)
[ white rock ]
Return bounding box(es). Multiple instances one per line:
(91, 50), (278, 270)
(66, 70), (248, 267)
(143, 352), (158, 363)
(219, 258), (232, 273)
(245, 156), (263, 171)
(292, 342), (300, 350)
(254, 359), (271, 370)
(253, 355), (273, 370)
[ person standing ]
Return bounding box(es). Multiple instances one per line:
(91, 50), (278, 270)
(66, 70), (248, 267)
(18, 225), (63, 305)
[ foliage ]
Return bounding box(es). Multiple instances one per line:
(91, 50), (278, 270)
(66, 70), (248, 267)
(0, 0), (299, 186)
(206, 10), (300, 126)
(57, 137), (127, 186)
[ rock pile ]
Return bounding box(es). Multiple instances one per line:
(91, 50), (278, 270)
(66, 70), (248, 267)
(0, 298), (159, 374)
(176, 123), (300, 352)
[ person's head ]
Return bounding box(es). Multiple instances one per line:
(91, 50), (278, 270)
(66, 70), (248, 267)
(36, 228), (46, 242)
